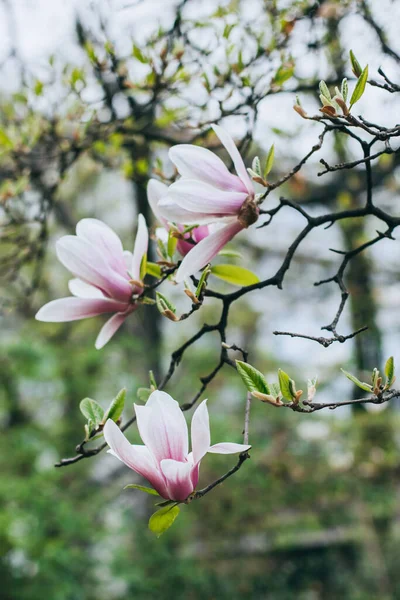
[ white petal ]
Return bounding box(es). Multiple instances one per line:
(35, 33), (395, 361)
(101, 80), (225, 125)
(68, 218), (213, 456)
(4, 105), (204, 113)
(147, 179), (169, 226)
(167, 179), (246, 216)
(175, 220), (243, 282)
(208, 442), (251, 454)
(157, 198), (220, 225)
(191, 400), (210, 465)
(134, 390), (188, 464)
(212, 124), (254, 195)
(123, 251), (133, 271)
(68, 278), (104, 299)
(130, 214), (148, 280)
(95, 310), (133, 349)
(169, 145), (246, 192)
(103, 420), (169, 498)
(56, 236), (132, 302)
(76, 218), (127, 276)
(35, 297), (128, 322)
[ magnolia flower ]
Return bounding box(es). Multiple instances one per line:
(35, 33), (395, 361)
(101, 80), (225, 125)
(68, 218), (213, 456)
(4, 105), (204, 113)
(36, 216), (148, 349)
(147, 178), (210, 257)
(104, 391), (251, 502)
(156, 124), (258, 282)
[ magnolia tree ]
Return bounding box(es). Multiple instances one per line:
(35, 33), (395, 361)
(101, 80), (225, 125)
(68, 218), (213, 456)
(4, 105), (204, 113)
(2, 0), (400, 536)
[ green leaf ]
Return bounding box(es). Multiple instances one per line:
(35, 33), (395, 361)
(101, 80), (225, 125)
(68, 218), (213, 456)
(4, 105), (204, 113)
(146, 262), (162, 278)
(0, 129), (13, 149)
(137, 387), (152, 402)
(319, 94), (334, 108)
(79, 398), (104, 426)
(87, 418), (95, 437)
(181, 224), (198, 235)
(223, 23), (235, 38)
(371, 368), (380, 389)
(349, 50), (362, 77)
(341, 369), (373, 392)
(237, 49), (244, 71)
(157, 238), (168, 260)
(202, 72), (211, 93)
(148, 505), (180, 537)
(149, 370), (157, 389)
(247, 168), (260, 179)
(124, 484), (160, 496)
(195, 265), (211, 297)
(273, 62), (295, 86)
(210, 265), (259, 286)
(140, 254), (147, 281)
(264, 144), (275, 178)
(252, 156), (261, 177)
(217, 249), (242, 259)
(84, 41), (97, 63)
(278, 369), (295, 401)
(155, 499), (176, 507)
(103, 388), (126, 423)
(34, 80), (44, 96)
(270, 382), (281, 398)
(156, 292), (176, 314)
(236, 360), (270, 395)
(384, 356), (395, 386)
(341, 78), (348, 102)
(70, 67), (85, 87)
(319, 80), (331, 100)
(167, 231), (178, 258)
(132, 45), (147, 63)
(350, 65), (368, 107)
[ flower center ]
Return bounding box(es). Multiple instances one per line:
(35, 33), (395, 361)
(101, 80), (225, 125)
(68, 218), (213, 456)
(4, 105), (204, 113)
(237, 196), (259, 228)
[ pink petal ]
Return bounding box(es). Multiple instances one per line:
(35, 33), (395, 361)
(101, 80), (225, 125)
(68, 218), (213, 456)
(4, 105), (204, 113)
(35, 297), (128, 322)
(130, 214), (148, 281)
(175, 220), (243, 282)
(103, 420), (169, 498)
(208, 442), (251, 454)
(56, 236), (132, 302)
(76, 218), (127, 276)
(134, 391), (188, 464)
(191, 400), (211, 465)
(212, 124), (254, 196)
(186, 452), (200, 489)
(68, 278), (104, 299)
(160, 459), (194, 502)
(95, 309), (136, 349)
(176, 225), (210, 257)
(169, 145), (247, 192)
(176, 238), (196, 257)
(193, 225), (209, 243)
(147, 179), (169, 227)
(167, 179), (247, 216)
(190, 462), (200, 490)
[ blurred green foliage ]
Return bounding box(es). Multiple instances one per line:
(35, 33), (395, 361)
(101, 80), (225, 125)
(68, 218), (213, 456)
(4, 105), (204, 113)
(2, 323), (400, 599)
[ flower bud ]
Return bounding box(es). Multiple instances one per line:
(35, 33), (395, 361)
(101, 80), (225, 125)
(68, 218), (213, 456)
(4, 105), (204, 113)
(184, 289), (200, 304)
(293, 104), (308, 118)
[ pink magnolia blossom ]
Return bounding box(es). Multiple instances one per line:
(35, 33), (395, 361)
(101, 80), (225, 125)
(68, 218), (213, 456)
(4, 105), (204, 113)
(36, 216), (148, 349)
(147, 178), (209, 257)
(156, 124), (258, 282)
(104, 391), (250, 502)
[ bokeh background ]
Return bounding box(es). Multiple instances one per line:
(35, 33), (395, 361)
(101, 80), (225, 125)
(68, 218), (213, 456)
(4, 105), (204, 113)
(1, 0), (400, 598)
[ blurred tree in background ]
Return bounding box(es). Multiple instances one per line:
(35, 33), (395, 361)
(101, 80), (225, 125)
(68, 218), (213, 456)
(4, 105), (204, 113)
(1, 0), (400, 598)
